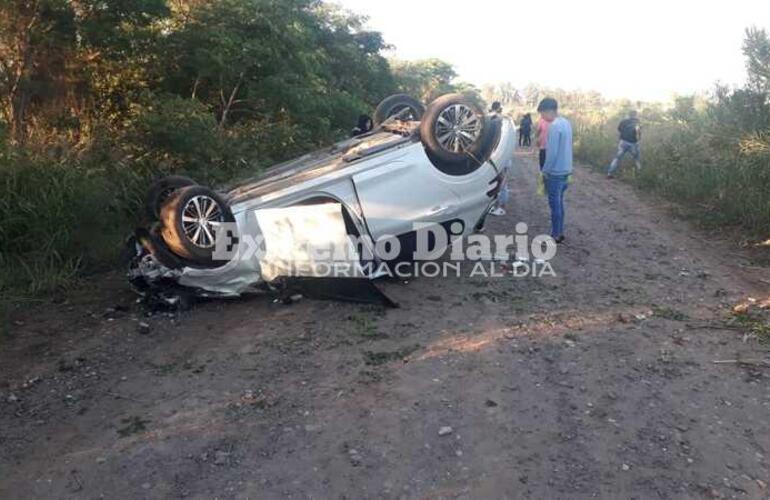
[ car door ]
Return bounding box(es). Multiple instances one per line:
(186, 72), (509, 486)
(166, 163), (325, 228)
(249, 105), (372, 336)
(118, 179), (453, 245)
(352, 145), (461, 244)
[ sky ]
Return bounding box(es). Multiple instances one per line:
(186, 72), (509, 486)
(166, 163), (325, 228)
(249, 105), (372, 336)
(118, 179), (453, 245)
(336, 0), (770, 102)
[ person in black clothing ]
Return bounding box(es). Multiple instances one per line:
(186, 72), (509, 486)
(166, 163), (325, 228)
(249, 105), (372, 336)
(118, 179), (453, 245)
(607, 110), (641, 177)
(518, 113), (533, 147)
(351, 114), (373, 137)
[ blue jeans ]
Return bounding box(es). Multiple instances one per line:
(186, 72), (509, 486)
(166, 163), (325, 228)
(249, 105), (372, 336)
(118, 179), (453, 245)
(544, 174), (569, 238)
(497, 183), (510, 207)
(608, 140), (641, 174)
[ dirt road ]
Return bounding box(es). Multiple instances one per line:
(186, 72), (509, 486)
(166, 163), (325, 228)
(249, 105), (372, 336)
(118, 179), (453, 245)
(2, 151), (770, 499)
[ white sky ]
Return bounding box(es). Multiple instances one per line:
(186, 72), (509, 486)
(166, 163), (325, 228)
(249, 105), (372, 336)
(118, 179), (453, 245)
(336, 0), (770, 102)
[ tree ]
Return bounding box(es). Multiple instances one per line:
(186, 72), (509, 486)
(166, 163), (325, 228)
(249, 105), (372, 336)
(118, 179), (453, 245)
(391, 58), (458, 102)
(159, 0), (393, 141)
(0, 0), (76, 143)
(743, 27), (770, 95)
(0, 0), (168, 144)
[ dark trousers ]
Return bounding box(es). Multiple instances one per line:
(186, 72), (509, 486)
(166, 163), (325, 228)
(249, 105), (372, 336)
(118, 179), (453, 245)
(539, 149), (546, 170)
(519, 129), (531, 147)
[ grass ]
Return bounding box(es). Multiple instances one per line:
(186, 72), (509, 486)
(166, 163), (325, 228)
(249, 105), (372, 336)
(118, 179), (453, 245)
(652, 306), (689, 322)
(349, 312), (385, 339)
(572, 110), (770, 237)
(0, 154), (142, 297)
(117, 416), (151, 437)
(363, 344), (420, 366)
(0, 299), (10, 339)
(728, 308), (770, 343)
(0, 111), (329, 306)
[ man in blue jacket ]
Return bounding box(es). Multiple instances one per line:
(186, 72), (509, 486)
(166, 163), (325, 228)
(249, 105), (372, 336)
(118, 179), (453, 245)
(537, 97), (572, 243)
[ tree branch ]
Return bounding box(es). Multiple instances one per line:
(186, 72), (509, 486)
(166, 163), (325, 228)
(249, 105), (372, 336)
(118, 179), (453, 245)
(219, 71), (244, 129)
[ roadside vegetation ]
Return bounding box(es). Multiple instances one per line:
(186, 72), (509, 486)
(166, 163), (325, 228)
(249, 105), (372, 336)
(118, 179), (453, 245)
(483, 29), (770, 236)
(0, 0), (479, 299)
(1, 1), (768, 305)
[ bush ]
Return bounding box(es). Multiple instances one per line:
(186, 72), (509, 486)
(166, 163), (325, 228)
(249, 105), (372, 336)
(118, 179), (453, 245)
(573, 96), (770, 234)
(0, 153), (139, 295)
(128, 94), (220, 174)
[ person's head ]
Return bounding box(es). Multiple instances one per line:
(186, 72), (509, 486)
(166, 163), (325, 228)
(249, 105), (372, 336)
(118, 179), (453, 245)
(537, 97), (559, 122)
(628, 110), (638, 119)
(490, 101), (502, 113)
(358, 114), (372, 130)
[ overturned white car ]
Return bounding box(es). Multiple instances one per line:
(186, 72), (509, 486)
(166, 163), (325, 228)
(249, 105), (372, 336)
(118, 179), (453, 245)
(128, 93), (516, 305)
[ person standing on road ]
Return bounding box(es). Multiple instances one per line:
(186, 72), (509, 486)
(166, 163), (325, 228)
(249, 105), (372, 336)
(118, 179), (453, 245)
(489, 102), (510, 216)
(535, 112), (551, 170)
(519, 113), (533, 148)
(538, 97), (572, 243)
(607, 110), (641, 177)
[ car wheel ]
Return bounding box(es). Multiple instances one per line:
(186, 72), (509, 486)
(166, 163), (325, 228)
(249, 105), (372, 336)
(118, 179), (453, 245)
(145, 175), (197, 220)
(373, 94), (425, 126)
(135, 226), (184, 270)
(159, 186), (235, 264)
(423, 117), (502, 176)
(420, 94), (489, 169)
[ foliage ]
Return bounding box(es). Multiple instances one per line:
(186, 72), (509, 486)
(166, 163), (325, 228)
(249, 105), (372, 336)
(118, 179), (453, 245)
(744, 27), (770, 95)
(477, 27), (770, 237)
(571, 77), (770, 234)
(6, 0), (765, 304)
(0, 0), (470, 299)
(0, 150), (135, 295)
(390, 58), (484, 108)
(391, 59), (457, 102)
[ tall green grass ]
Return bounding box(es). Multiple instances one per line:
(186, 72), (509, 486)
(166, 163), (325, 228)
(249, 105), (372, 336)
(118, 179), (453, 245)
(573, 103), (770, 235)
(0, 155), (141, 295)
(0, 103), (321, 302)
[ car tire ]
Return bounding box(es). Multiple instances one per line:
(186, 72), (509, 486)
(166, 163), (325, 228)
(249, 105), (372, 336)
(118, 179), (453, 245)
(159, 186), (235, 264)
(135, 226), (184, 270)
(373, 94), (425, 126)
(423, 118), (502, 176)
(420, 94), (489, 168)
(145, 175), (197, 220)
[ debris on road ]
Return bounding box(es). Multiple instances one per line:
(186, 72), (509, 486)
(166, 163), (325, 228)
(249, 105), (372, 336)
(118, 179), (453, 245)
(213, 451), (230, 466)
(348, 448), (363, 467)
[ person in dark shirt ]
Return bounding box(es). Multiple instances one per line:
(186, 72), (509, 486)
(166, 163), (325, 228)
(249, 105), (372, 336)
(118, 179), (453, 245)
(351, 114), (373, 137)
(519, 113), (533, 147)
(607, 110), (641, 177)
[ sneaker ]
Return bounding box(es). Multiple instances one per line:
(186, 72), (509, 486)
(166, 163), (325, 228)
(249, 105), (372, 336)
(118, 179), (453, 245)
(489, 207), (506, 216)
(555, 235), (566, 244)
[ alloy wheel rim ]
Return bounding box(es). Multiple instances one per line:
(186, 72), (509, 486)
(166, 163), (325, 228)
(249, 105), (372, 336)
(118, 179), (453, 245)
(181, 195), (222, 249)
(435, 104), (482, 154)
